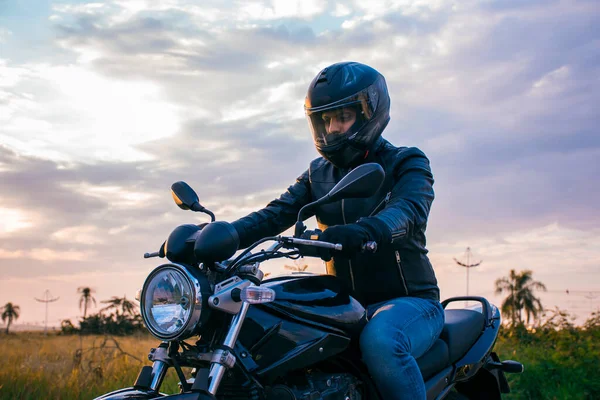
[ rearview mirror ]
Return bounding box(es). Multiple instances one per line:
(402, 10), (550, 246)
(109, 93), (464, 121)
(294, 163), (385, 237)
(326, 163), (385, 203)
(171, 181), (203, 211)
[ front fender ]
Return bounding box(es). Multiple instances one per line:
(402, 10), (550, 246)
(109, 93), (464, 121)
(93, 387), (165, 399)
(93, 388), (216, 400)
(161, 390), (216, 399)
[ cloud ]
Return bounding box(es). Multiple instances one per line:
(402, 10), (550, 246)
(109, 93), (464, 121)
(332, 3), (352, 17)
(29, 248), (95, 262)
(4, 0), (597, 237)
(0, 27), (12, 43)
(0, 207), (33, 235)
(51, 225), (105, 245)
(0, 61), (181, 162)
(0, 249), (24, 259)
(1, 0), (599, 324)
(239, 0), (327, 20)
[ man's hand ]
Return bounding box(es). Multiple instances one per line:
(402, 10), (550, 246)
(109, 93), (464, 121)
(319, 223), (371, 259)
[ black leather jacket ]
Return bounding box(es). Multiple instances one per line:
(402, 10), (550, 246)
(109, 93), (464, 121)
(232, 138), (440, 305)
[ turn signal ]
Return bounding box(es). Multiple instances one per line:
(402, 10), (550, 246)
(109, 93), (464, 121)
(240, 287), (276, 304)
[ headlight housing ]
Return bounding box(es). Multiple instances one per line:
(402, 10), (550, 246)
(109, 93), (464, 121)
(140, 263), (209, 341)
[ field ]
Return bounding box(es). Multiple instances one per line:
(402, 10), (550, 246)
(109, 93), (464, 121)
(0, 326), (599, 400)
(0, 333), (182, 399)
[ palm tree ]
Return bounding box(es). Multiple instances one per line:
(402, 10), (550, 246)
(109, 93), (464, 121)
(2, 302), (21, 334)
(101, 295), (137, 317)
(495, 269), (547, 326)
(78, 287), (97, 318)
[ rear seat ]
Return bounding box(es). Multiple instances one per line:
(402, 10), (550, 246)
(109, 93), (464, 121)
(416, 309), (485, 379)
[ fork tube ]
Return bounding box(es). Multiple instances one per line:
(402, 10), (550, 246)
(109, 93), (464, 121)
(223, 301), (251, 347)
(149, 360), (168, 392)
(207, 301), (251, 394)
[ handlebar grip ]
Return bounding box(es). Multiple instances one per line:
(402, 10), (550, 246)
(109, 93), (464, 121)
(144, 252), (160, 258)
(361, 241), (378, 253)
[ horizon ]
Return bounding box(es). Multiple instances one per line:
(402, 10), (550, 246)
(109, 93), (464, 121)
(1, 0), (599, 327)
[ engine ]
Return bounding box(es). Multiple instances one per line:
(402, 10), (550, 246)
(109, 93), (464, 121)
(216, 371), (362, 400)
(264, 372), (362, 400)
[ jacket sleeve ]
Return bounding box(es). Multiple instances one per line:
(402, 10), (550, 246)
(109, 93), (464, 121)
(231, 170), (312, 249)
(358, 148), (434, 245)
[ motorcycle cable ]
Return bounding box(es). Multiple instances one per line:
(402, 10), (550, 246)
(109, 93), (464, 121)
(168, 341), (191, 392)
(235, 250), (300, 268)
(225, 236), (279, 273)
(226, 250), (300, 276)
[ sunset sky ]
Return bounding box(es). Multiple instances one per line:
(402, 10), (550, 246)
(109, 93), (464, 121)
(1, 0), (599, 327)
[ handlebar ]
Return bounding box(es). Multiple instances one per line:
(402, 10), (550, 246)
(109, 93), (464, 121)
(144, 235), (378, 266)
(281, 236), (378, 254)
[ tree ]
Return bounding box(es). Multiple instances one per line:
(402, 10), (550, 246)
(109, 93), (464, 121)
(495, 269), (547, 326)
(100, 295), (137, 317)
(60, 319), (78, 335)
(78, 287), (97, 318)
(2, 302), (21, 334)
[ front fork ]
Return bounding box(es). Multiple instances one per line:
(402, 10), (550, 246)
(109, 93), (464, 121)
(207, 301), (250, 394)
(149, 357), (169, 392)
(146, 301), (251, 396)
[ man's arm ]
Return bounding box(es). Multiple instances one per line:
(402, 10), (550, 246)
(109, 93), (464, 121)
(359, 148), (435, 246)
(231, 170), (312, 249)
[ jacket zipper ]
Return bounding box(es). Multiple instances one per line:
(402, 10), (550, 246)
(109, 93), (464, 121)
(342, 199), (356, 291)
(369, 190), (406, 241)
(395, 250), (409, 295)
(391, 229), (407, 240)
(368, 191), (392, 217)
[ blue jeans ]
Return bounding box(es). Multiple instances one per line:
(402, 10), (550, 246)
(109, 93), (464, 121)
(360, 297), (445, 400)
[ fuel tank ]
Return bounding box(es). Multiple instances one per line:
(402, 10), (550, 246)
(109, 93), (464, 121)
(235, 274), (367, 382)
(263, 274), (366, 332)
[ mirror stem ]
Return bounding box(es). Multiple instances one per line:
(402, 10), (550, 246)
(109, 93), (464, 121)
(204, 209), (216, 222)
(191, 202), (216, 222)
(294, 196), (329, 237)
(191, 202), (205, 212)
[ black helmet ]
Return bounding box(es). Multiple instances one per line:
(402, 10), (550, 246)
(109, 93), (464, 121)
(305, 61), (390, 168)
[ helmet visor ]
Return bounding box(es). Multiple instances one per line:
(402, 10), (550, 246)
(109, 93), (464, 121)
(305, 85), (379, 149)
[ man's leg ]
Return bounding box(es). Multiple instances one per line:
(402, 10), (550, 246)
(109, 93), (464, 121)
(359, 297), (445, 400)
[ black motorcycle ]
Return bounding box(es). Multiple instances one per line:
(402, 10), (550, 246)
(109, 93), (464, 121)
(96, 163), (522, 400)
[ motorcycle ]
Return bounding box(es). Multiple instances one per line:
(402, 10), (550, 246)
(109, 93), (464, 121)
(95, 163), (523, 400)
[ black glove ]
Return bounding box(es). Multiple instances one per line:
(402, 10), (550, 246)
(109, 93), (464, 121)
(319, 223), (372, 258)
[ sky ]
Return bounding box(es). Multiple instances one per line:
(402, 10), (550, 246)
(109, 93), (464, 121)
(1, 0), (599, 328)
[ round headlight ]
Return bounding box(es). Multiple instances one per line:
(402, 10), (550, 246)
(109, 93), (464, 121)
(141, 263), (204, 340)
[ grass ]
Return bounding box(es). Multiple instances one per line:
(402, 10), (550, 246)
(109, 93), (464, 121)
(494, 324), (600, 400)
(0, 333), (181, 399)
(1, 322), (599, 399)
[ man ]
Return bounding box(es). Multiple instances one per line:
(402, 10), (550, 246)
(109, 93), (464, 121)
(231, 61), (444, 400)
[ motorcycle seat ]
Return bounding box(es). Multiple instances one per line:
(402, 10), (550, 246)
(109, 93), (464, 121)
(416, 339), (449, 380)
(440, 309), (486, 363)
(415, 309), (485, 380)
